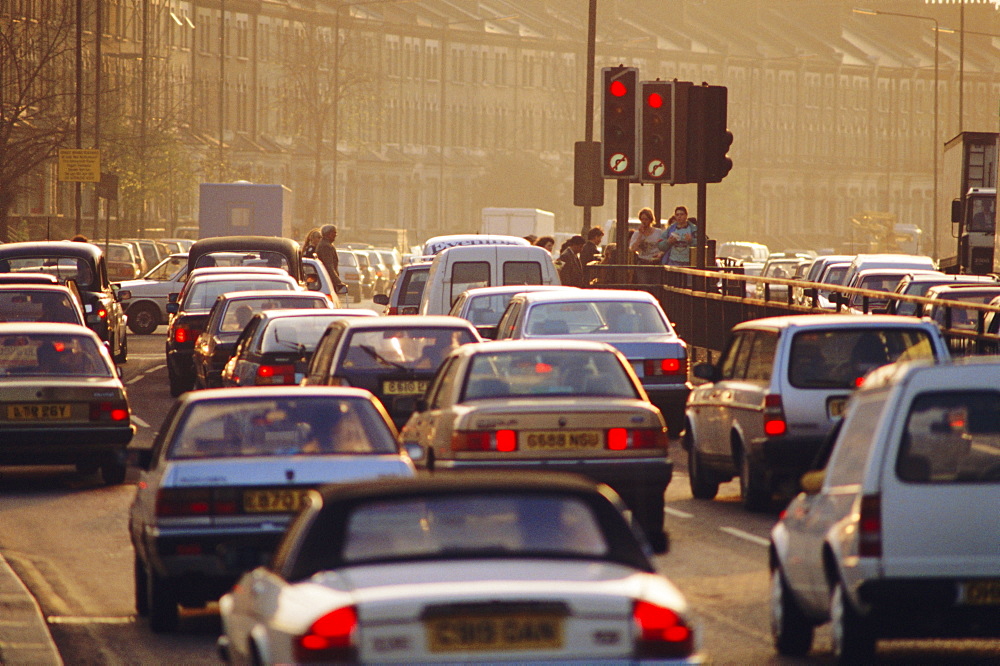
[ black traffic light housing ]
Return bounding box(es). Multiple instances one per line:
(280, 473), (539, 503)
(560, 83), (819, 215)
(601, 66), (639, 179)
(639, 80), (671, 183)
(687, 84), (733, 183)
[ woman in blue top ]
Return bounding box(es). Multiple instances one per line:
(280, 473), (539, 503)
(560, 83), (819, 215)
(659, 206), (697, 266)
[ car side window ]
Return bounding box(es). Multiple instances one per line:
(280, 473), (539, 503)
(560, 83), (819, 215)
(824, 396), (886, 487)
(306, 327), (341, 383)
(495, 300), (521, 340)
(719, 333), (746, 380)
(428, 357), (460, 409)
(744, 331), (777, 382)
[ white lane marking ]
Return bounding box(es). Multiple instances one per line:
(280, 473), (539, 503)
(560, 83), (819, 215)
(125, 376), (144, 385)
(47, 616), (134, 625)
(719, 526), (770, 547)
(146, 364), (166, 372)
(131, 415), (150, 428)
(665, 506), (694, 519)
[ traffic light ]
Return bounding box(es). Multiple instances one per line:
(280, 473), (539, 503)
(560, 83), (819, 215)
(601, 66), (639, 179)
(687, 84), (733, 183)
(639, 80), (671, 183)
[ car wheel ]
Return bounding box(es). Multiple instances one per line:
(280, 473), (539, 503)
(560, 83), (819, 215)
(135, 555), (149, 617)
(128, 304), (160, 335)
(113, 331), (128, 364)
(688, 439), (720, 500)
(739, 447), (771, 512)
(830, 581), (875, 663)
(147, 570), (179, 633)
(101, 453), (128, 486)
(770, 567), (814, 656)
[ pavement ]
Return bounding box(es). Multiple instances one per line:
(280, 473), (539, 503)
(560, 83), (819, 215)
(0, 553), (62, 664)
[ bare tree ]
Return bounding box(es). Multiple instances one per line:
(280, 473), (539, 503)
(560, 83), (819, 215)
(0, 4), (79, 241)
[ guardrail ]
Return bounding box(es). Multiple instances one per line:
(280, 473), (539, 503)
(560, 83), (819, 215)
(583, 263), (1000, 358)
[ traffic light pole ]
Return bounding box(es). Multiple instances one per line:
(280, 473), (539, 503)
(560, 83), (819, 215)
(615, 179), (630, 278)
(696, 181), (706, 269)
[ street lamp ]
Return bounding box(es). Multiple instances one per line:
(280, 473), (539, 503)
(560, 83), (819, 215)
(438, 15), (519, 237)
(853, 8), (940, 259)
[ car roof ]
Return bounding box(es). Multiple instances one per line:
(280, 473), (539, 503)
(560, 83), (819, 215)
(0, 283), (77, 294)
(513, 288), (659, 304)
(0, 274), (61, 285)
(460, 285), (578, 298)
(334, 314), (478, 330)
(215, 289), (326, 302)
(175, 385), (376, 405)
(733, 313), (934, 331)
(0, 241), (104, 260)
(451, 338), (620, 356)
(188, 266), (287, 279)
(860, 355), (1000, 393)
(925, 284), (1000, 297)
(187, 272), (297, 285)
(0, 321), (101, 337)
(256, 308), (376, 321)
(900, 273), (996, 285)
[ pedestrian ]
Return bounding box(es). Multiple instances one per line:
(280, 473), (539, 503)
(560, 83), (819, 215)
(557, 235), (586, 287)
(629, 207), (663, 265)
(580, 226), (604, 266)
(302, 228), (322, 258)
(534, 236), (555, 254)
(315, 224), (347, 294)
(523, 234), (538, 245)
(70, 234), (89, 242)
(659, 206), (697, 267)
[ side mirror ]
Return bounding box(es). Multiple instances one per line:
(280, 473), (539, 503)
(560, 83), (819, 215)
(800, 469), (825, 495)
(166, 302), (179, 315)
(692, 362), (720, 382)
(951, 198), (962, 224)
(373, 294), (390, 305)
(403, 442), (425, 461)
(116, 289), (132, 301)
(168, 292), (179, 303)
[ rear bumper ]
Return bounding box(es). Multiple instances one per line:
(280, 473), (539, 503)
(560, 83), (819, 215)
(858, 578), (1000, 638)
(748, 435), (825, 479)
(0, 426), (133, 463)
(433, 457), (673, 494)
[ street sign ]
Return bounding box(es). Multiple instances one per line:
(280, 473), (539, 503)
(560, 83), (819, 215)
(58, 149), (101, 183)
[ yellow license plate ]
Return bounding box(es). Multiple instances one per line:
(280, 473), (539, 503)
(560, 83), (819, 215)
(6, 404), (72, 420)
(965, 580), (1000, 605)
(524, 430), (601, 450)
(828, 398), (848, 418)
(243, 488), (311, 514)
(382, 379), (429, 396)
(426, 613), (563, 653)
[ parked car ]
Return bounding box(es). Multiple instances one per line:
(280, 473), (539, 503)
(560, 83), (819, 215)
(0, 241), (130, 363)
(221, 308), (376, 387)
(448, 284), (578, 338)
(399, 339), (672, 549)
(770, 357), (1000, 661)
(493, 288), (690, 435)
(0, 283), (85, 325)
(130, 386), (415, 632)
(191, 290), (332, 389)
(302, 315), (481, 428)
(685, 314), (951, 511)
(165, 272), (299, 396)
(373, 261), (431, 315)
(218, 472), (700, 664)
(0, 322), (133, 484)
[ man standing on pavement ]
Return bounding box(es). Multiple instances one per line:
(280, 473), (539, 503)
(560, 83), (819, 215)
(316, 224), (347, 295)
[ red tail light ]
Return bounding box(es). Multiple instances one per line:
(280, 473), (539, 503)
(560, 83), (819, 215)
(633, 600), (695, 658)
(607, 427), (669, 450)
(173, 325), (202, 344)
(763, 394), (787, 436)
(255, 364), (296, 385)
(155, 488), (240, 517)
(452, 430), (519, 452)
(97, 306), (108, 319)
(387, 306), (399, 315)
(858, 493), (882, 557)
(90, 399), (130, 422)
(295, 606), (357, 662)
(644, 357), (687, 377)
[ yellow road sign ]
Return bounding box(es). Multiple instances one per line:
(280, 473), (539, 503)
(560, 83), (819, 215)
(58, 149), (101, 182)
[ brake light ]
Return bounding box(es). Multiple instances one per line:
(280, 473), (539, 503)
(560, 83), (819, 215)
(97, 306), (108, 319)
(295, 606), (357, 662)
(156, 488), (211, 517)
(644, 357), (687, 376)
(633, 600), (694, 658)
(607, 427), (669, 450)
(858, 493), (882, 557)
(173, 325), (202, 344)
(451, 430), (519, 452)
(763, 394), (787, 436)
(90, 400), (130, 422)
(387, 306), (399, 315)
(255, 364), (296, 385)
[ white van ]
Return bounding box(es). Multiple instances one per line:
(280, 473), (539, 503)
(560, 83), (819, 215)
(418, 244), (560, 315)
(419, 234), (530, 258)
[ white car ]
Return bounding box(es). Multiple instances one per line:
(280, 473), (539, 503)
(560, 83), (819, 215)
(129, 386), (415, 632)
(218, 473), (701, 664)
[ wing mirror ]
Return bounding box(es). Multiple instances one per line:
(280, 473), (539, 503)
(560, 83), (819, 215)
(373, 294), (390, 305)
(692, 362), (720, 382)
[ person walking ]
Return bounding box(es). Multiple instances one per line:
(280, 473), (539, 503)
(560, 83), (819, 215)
(315, 224), (347, 294)
(659, 206), (697, 267)
(629, 207), (663, 265)
(302, 228), (322, 258)
(557, 235), (586, 287)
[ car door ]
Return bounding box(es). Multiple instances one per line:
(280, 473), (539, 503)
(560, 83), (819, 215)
(697, 330), (754, 463)
(399, 355), (461, 461)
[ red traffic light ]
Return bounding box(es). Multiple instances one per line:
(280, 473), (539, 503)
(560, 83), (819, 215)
(609, 79), (628, 97)
(647, 92), (664, 109)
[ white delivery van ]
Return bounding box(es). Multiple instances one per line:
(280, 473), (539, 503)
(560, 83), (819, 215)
(419, 244), (560, 315)
(419, 234), (530, 259)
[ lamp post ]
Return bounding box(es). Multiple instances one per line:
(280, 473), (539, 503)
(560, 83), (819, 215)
(438, 15), (518, 237)
(853, 8), (939, 259)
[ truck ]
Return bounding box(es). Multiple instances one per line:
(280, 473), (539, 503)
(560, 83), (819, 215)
(939, 131), (997, 274)
(480, 207), (555, 239)
(198, 182), (293, 240)
(846, 211), (922, 255)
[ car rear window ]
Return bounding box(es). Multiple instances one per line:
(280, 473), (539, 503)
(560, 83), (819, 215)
(788, 328), (936, 389)
(398, 268), (429, 306)
(0, 291), (80, 324)
(339, 327), (476, 372)
(897, 390), (1000, 483)
(0, 333), (110, 377)
(168, 396), (397, 458)
(342, 494), (607, 564)
(527, 300), (669, 336)
(184, 279), (293, 310)
(259, 315), (343, 354)
(219, 296), (327, 332)
(463, 349), (638, 399)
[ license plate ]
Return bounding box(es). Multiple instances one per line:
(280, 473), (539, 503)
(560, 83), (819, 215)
(243, 488), (311, 514)
(382, 379), (428, 396)
(6, 404), (72, 420)
(827, 398), (847, 418)
(524, 430), (601, 450)
(964, 580), (1000, 605)
(426, 613), (564, 653)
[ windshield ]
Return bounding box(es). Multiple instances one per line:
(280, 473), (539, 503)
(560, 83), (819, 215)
(968, 195), (996, 233)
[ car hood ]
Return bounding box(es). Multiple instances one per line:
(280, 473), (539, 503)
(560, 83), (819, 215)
(160, 455), (414, 486)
